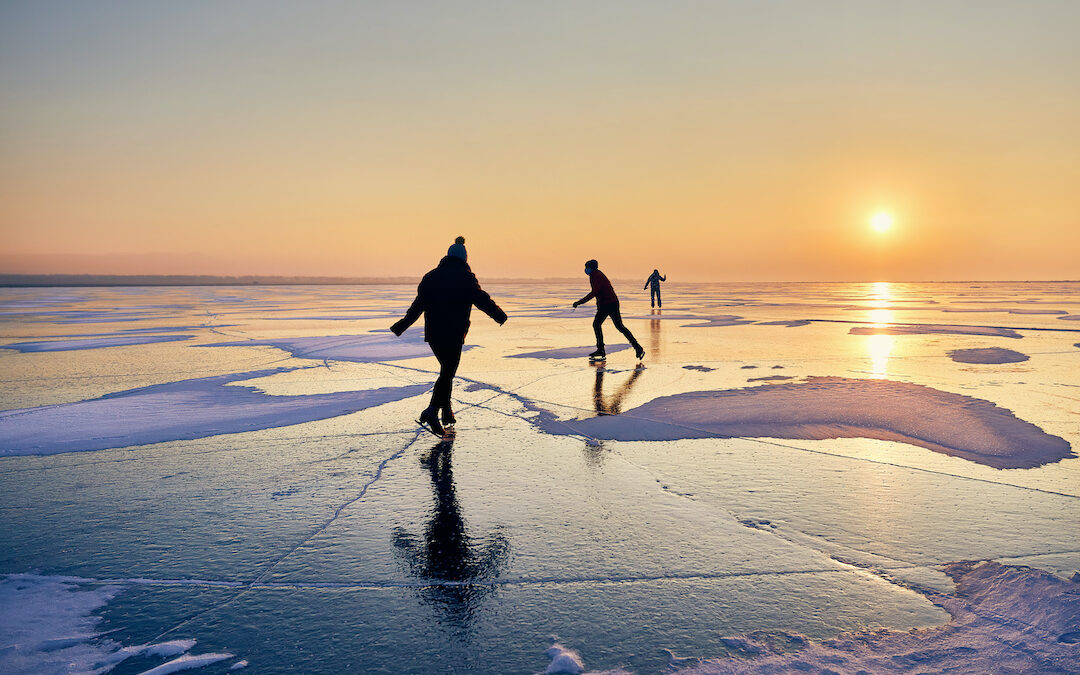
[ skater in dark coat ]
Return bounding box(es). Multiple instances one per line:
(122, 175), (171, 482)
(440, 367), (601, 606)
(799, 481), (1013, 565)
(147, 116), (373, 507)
(391, 237), (507, 436)
(644, 269), (666, 308)
(572, 259), (644, 361)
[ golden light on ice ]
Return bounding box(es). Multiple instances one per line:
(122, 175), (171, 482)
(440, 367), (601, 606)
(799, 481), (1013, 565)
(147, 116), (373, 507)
(870, 211), (894, 233)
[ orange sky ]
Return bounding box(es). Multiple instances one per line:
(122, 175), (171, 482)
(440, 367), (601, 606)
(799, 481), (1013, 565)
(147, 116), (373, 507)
(1, 2), (1077, 281)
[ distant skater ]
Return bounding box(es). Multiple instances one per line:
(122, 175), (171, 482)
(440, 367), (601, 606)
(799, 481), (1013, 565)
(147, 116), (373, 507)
(644, 269), (666, 308)
(391, 236), (507, 437)
(572, 259), (645, 361)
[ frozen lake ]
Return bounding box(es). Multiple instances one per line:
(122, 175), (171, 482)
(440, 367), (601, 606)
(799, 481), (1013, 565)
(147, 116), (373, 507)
(1, 281), (1079, 673)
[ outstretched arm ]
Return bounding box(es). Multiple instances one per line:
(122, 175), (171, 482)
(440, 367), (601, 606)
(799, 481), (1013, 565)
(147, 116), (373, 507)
(469, 271), (508, 324)
(660, 275), (666, 282)
(390, 285), (424, 335)
(573, 290), (595, 307)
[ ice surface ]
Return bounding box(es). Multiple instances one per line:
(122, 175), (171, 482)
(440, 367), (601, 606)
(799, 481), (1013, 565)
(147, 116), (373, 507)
(1, 281), (1078, 674)
(0, 368), (428, 455)
(553, 376), (1072, 469)
(947, 347), (1030, 364)
(206, 331), (476, 363)
(849, 323), (1023, 338)
(2, 334), (192, 352)
(509, 345), (630, 359)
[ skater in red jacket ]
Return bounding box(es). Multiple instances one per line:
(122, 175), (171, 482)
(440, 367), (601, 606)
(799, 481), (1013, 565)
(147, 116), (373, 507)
(572, 259), (644, 361)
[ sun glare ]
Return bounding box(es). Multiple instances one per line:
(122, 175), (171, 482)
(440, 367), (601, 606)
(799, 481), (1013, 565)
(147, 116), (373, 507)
(870, 211), (894, 233)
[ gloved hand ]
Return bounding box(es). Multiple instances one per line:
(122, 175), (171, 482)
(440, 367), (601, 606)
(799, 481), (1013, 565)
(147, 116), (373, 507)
(572, 301), (580, 308)
(390, 320), (407, 336)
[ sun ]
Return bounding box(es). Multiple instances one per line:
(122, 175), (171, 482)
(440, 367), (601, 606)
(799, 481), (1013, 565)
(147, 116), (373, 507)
(870, 211), (894, 233)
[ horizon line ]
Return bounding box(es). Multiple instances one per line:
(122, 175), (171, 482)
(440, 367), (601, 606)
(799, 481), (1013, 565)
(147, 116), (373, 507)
(0, 274), (1077, 288)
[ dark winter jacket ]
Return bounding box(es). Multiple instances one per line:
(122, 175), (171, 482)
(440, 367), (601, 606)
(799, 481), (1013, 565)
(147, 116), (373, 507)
(644, 271), (666, 290)
(391, 256), (506, 344)
(576, 269), (618, 306)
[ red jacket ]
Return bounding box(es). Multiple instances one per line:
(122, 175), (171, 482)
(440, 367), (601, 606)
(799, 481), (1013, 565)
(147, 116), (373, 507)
(577, 269), (619, 305)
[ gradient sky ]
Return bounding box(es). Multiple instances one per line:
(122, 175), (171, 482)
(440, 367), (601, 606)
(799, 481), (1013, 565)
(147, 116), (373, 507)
(2, 1), (1078, 281)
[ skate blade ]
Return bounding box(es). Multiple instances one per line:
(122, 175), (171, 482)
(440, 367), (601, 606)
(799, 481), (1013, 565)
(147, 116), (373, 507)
(416, 418), (445, 438)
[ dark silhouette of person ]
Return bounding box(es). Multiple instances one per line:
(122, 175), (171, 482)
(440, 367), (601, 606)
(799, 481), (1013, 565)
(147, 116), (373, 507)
(644, 269), (666, 308)
(392, 439), (510, 628)
(391, 236), (506, 436)
(572, 259), (644, 360)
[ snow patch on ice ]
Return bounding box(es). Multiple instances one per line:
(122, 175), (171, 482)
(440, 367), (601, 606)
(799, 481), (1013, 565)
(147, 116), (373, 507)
(547, 376), (1072, 469)
(0, 368), (429, 456)
(755, 320), (810, 327)
(2, 334), (192, 352)
(849, 324), (1023, 338)
(545, 642), (586, 674)
(680, 315), (754, 328)
(47, 311), (172, 324)
(206, 332), (473, 363)
(948, 347), (1030, 364)
(509, 345), (629, 359)
(136, 652), (235, 674)
(0, 574), (234, 675)
(1059, 314), (1080, 321)
(682, 365), (715, 372)
(943, 307), (1067, 315)
(675, 562), (1080, 674)
(37, 326), (204, 338)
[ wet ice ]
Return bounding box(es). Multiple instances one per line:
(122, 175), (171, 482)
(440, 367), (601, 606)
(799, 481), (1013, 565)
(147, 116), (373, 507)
(1, 282), (1079, 674)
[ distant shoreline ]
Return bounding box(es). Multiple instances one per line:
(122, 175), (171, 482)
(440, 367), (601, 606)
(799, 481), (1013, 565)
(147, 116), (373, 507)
(0, 275), (1075, 287)
(0, 274), (581, 287)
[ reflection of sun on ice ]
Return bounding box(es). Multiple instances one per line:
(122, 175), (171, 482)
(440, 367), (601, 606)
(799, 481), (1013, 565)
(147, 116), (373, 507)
(867, 333), (893, 378)
(870, 211), (894, 233)
(867, 300), (894, 378)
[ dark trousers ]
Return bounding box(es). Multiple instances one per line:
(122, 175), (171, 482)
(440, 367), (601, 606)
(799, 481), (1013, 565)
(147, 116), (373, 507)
(428, 340), (462, 413)
(594, 302), (639, 349)
(650, 286), (661, 307)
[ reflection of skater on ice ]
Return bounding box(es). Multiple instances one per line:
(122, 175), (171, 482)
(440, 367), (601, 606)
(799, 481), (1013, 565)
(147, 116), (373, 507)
(644, 269), (666, 308)
(572, 259), (645, 362)
(593, 363), (645, 415)
(392, 439), (510, 627)
(390, 236), (507, 437)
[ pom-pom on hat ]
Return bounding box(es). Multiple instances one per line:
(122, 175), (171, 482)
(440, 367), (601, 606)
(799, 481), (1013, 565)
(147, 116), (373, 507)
(448, 236), (467, 261)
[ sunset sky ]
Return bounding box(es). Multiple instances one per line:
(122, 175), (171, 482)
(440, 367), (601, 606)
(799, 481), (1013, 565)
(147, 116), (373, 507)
(2, 1), (1077, 281)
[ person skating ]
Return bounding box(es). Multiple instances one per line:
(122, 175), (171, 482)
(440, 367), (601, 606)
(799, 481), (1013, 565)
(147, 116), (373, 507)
(391, 236), (507, 437)
(644, 269), (666, 308)
(572, 259), (645, 361)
